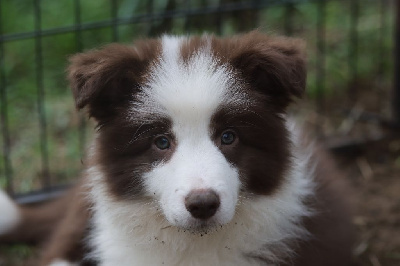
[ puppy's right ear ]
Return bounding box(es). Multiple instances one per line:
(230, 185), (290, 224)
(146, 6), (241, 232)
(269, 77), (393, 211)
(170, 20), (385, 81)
(68, 42), (158, 123)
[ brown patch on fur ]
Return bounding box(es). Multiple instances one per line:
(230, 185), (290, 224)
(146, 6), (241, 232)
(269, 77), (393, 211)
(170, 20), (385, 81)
(95, 117), (174, 199)
(211, 103), (290, 195)
(68, 39), (161, 124)
(206, 31), (306, 195)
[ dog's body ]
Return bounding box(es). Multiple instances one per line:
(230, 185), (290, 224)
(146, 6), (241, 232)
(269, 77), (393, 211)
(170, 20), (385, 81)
(0, 32), (353, 266)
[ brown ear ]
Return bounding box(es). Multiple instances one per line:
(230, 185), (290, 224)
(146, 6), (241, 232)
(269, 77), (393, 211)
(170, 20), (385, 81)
(67, 42), (158, 122)
(226, 31), (307, 112)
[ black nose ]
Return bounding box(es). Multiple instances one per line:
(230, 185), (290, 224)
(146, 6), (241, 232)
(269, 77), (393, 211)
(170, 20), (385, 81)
(185, 189), (220, 220)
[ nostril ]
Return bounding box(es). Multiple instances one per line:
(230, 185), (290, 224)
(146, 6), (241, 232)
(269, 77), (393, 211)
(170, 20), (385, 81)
(185, 189), (220, 220)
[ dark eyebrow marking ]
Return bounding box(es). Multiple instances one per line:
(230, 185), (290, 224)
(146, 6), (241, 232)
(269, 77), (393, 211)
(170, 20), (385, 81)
(129, 123), (171, 145)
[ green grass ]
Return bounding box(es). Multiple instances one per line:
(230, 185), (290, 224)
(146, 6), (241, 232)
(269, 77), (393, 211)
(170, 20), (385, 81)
(0, 244), (36, 265)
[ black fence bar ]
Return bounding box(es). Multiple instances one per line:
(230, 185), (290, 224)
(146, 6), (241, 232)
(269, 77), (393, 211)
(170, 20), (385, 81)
(34, 0), (50, 190)
(284, 3), (295, 36)
(74, 0), (87, 158)
(316, 0), (326, 111)
(394, 0), (400, 126)
(111, 0), (119, 42)
(14, 184), (70, 205)
(251, 0), (260, 28)
(146, 0), (154, 35)
(0, 1), (13, 195)
(215, 0), (223, 35)
(378, 0), (387, 77)
(184, 0), (191, 32)
(149, 0), (174, 37)
(73, 0), (83, 55)
(349, 0), (359, 99)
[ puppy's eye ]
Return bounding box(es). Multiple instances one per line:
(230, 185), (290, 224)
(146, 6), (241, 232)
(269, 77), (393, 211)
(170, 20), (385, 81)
(221, 131), (236, 145)
(154, 136), (170, 150)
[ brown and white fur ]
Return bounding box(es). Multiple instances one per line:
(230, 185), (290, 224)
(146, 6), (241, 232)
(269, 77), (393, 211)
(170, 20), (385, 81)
(0, 31), (354, 266)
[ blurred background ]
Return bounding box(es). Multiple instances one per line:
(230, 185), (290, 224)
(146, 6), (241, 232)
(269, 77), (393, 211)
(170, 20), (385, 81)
(0, 0), (399, 265)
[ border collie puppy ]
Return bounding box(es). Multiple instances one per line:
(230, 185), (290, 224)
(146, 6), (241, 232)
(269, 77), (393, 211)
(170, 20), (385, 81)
(0, 31), (354, 266)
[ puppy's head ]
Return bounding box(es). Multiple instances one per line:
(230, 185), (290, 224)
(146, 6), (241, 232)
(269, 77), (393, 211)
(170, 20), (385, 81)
(68, 31), (306, 230)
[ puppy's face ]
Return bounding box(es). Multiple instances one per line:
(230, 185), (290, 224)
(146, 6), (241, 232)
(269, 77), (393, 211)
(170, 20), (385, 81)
(68, 32), (306, 230)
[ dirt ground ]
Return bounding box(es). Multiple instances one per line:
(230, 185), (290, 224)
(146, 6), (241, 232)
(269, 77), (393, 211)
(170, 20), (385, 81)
(334, 137), (400, 266)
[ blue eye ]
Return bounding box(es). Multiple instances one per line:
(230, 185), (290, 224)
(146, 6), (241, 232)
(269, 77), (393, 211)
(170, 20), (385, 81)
(154, 136), (170, 150)
(221, 131), (236, 145)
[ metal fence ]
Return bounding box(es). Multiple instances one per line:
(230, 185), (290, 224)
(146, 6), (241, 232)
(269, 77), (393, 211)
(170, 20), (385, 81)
(0, 0), (397, 202)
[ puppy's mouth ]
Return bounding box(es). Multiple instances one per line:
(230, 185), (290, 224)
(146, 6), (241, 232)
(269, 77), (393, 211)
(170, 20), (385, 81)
(175, 219), (225, 235)
(162, 212), (227, 235)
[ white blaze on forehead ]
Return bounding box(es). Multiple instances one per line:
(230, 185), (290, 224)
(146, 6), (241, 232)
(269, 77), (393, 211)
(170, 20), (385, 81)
(133, 36), (244, 228)
(133, 35), (246, 127)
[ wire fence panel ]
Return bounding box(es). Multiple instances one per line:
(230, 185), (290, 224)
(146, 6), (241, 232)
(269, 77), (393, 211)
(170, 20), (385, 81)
(0, 0), (396, 200)
(0, 0), (13, 194)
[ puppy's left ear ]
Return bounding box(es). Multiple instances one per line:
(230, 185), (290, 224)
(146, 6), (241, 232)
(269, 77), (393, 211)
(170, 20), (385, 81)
(227, 31), (307, 112)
